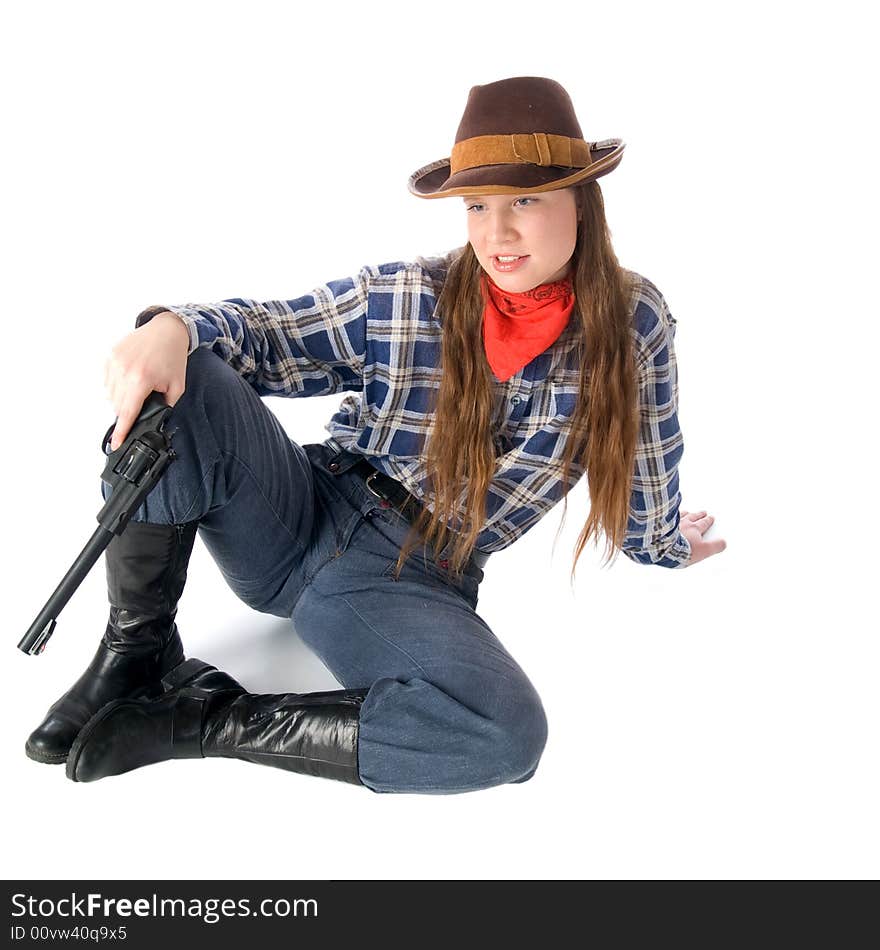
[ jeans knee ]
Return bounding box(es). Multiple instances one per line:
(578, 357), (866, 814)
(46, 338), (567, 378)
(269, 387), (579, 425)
(162, 347), (246, 461)
(356, 674), (549, 794)
(185, 344), (223, 375)
(491, 685), (549, 784)
(174, 347), (266, 446)
(177, 346), (235, 407)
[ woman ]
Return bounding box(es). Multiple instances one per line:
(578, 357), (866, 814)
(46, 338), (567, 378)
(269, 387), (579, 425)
(25, 76), (726, 793)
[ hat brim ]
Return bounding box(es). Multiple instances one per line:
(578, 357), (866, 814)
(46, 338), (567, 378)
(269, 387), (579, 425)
(407, 139), (624, 198)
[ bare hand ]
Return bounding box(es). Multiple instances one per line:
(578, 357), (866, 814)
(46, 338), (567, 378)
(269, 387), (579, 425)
(105, 312), (190, 450)
(680, 509), (727, 566)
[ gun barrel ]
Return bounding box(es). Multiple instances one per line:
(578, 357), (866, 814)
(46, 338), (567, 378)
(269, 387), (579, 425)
(18, 524), (115, 655)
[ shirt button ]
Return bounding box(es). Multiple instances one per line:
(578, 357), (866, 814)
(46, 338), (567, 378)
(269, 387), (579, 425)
(328, 460), (340, 472)
(379, 499), (392, 509)
(510, 396), (521, 405)
(438, 558), (450, 569)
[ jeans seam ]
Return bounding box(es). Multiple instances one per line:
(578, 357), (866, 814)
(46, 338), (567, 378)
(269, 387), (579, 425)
(296, 509), (363, 594)
(174, 452), (222, 524)
(335, 594), (430, 681)
(218, 448), (309, 554)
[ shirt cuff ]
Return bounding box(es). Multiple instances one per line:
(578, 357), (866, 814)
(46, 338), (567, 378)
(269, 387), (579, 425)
(662, 531), (692, 569)
(624, 530), (692, 569)
(134, 305), (199, 356)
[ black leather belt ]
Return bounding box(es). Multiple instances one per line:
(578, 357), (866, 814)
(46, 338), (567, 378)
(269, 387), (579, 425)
(328, 444), (490, 571)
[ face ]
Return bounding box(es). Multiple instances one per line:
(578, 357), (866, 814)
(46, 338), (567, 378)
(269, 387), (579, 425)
(463, 186), (580, 292)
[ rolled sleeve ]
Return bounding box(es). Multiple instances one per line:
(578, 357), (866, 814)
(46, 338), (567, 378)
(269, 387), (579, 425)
(134, 266), (372, 398)
(623, 287), (692, 569)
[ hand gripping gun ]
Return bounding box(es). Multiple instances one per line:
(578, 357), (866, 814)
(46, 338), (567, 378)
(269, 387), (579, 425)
(18, 392), (177, 655)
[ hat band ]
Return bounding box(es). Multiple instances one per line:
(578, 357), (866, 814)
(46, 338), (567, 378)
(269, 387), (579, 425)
(450, 132), (592, 174)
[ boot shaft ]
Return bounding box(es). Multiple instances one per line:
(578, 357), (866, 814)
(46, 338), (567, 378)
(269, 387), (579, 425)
(201, 688), (368, 785)
(103, 521), (198, 654)
(106, 521), (198, 612)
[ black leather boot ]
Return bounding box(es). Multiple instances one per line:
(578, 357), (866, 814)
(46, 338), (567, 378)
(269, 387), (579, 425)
(25, 520), (199, 764)
(65, 657), (369, 786)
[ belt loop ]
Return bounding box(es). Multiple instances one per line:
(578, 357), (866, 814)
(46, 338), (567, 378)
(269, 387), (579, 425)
(472, 550), (490, 569)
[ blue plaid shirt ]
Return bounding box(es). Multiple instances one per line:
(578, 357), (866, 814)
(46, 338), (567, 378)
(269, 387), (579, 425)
(136, 248), (691, 567)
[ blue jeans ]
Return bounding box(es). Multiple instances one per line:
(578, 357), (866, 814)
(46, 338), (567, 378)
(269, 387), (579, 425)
(101, 347), (548, 794)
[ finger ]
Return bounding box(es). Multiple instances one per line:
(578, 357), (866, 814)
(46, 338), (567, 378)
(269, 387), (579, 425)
(110, 419), (129, 452)
(705, 538), (727, 556)
(695, 514), (715, 533)
(111, 388), (148, 450)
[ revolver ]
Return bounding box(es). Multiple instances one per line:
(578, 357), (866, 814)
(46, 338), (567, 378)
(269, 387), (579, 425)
(18, 392), (177, 655)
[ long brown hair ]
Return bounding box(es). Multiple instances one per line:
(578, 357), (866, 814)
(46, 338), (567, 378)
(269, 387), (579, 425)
(391, 180), (639, 585)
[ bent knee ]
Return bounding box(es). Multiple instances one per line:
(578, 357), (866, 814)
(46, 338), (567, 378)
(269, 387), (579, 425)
(357, 674), (549, 793)
(182, 345), (241, 397)
(490, 686), (549, 784)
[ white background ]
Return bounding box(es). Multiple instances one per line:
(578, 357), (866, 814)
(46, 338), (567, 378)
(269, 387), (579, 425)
(2, 0), (876, 881)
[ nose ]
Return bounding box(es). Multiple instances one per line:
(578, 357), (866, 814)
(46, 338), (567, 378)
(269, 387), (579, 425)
(487, 210), (519, 246)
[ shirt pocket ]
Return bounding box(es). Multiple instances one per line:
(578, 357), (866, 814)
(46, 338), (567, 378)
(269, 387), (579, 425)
(549, 380), (580, 425)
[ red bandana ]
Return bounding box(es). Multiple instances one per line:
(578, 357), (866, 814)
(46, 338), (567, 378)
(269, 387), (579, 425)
(480, 272), (576, 382)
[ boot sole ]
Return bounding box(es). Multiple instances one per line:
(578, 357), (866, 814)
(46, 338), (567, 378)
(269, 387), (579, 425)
(24, 744), (70, 765)
(65, 657), (218, 782)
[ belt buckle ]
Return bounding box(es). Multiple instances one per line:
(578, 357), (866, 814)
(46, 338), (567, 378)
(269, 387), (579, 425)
(365, 470), (396, 509)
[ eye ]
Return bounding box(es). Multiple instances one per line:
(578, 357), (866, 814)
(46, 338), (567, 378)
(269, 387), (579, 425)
(465, 198), (536, 212)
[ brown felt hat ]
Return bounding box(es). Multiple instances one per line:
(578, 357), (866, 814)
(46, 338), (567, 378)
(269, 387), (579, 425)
(408, 76), (624, 199)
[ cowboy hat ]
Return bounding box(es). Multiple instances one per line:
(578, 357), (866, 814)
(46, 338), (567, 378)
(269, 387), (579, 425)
(408, 76), (625, 199)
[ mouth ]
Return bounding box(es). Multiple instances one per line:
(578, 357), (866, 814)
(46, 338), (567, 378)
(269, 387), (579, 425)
(492, 254), (530, 272)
